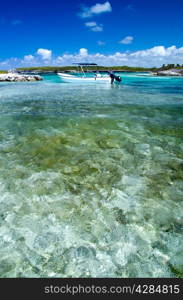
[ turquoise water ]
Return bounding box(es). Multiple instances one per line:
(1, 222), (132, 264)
(0, 73), (183, 277)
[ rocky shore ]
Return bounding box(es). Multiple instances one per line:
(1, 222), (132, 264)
(0, 73), (43, 82)
(156, 69), (183, 76)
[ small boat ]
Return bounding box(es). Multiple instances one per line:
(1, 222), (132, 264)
(58, 73), (111, 83)
(58, 63), (121, 83)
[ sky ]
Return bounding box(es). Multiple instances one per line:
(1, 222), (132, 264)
(0, 0), (183, 68)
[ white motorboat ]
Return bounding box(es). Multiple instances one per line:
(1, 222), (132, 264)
(58, 73), (111, 83)
(57, 63), (121, 83)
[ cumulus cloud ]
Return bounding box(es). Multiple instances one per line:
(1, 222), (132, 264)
(90, 1), (112, 14)
(37, 48), (52, 60)
(119, 36), (134, 44)
(0, 57), (19, 69)
(91, 25), (103, 32)
(85, 22), (97, 27)
(79, 1), (112, 18)
(23, 55), (34, 61)
(1, 46), (183, 69)
(40, 46), (183, 67)
(130, 46), (180, 58)
(79, 48), (88, 56)
(85, 21), (103, 32)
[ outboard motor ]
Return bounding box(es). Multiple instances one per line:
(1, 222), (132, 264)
(109, 71), (122, 84)
(114, 75), (122, 83)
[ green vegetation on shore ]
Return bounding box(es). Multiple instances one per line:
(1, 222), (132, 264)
(15, 63), (183, 73)
(0, 70), (8, 74)
(1, 64), (183, 74)
(16, 65), (156, 72)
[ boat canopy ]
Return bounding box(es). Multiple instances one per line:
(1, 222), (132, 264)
(72, 63), (98, 76)
(73, 63), (98, 66)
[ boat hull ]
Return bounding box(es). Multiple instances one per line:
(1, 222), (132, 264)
(58, 73), (111, 83)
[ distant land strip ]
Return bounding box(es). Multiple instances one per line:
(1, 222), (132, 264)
(1, 64), (183, 74)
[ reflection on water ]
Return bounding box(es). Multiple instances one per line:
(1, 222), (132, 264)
(0, 74), (183, 277)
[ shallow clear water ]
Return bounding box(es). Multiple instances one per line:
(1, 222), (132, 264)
(0, 73), (183, 277)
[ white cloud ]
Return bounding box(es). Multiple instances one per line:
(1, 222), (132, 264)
(98, 41), (106, 45)
(130, 46), (182, 58)
(85, 22), (97, 27)
(37, 48), (52, 60)
(23, 55), (34, 61)
(0, 61), (9, 66)
(1, 46), (183, 69)
(79, 48), (88, 56)
(91, 25), (103, 32)
(119, 36), (134, 44)
(90, 1), (112, 14)
(47, 46), (183, 67)
(0, 57), (19, 69)
(79, 1), (112, 18)
(85, 21), (103, 32)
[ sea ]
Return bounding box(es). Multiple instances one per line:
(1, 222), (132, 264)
(0, 72), (183, 277)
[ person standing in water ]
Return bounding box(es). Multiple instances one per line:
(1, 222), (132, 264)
(108, 71), (122, 84)
(94, 71), (102, 80)
(109, 71), (115, 84)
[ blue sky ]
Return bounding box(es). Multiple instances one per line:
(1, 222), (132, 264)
(0, 0), (183, 68)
